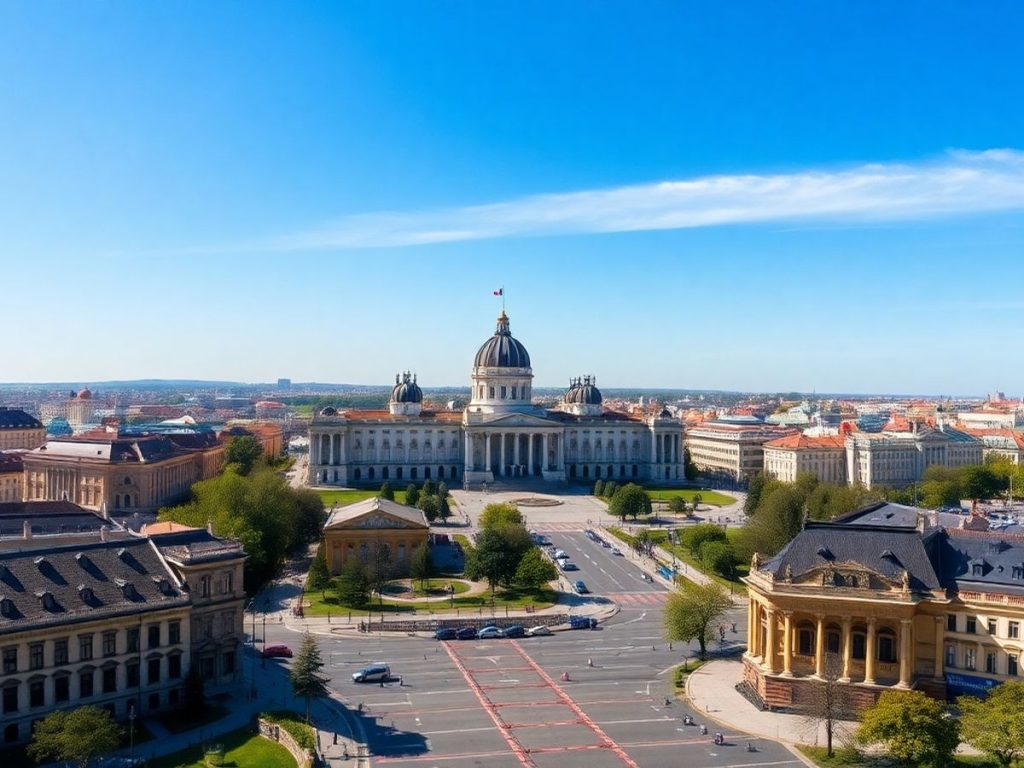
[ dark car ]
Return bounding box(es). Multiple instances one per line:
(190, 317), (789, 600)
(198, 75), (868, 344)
(573, 580), (590, 594)
(456, 626), (478, 640)
(433, 627), (458, 641)
(502, 624), (525, 638)
(262, 645), (293, 659)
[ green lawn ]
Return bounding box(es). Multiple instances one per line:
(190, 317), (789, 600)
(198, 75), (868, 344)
(318, 489), (408, 507)
(644, 488), (736, 506)
(149, 727), (296, 768)
(259, 711), (314, 751)
(798, 746), (998, 768)
(303, 585), (556, 616)
(607, 526), (747, 595)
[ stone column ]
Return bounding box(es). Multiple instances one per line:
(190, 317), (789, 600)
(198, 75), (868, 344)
(556, 435), (564, 470)
(815, 614), (826, 678)
(485, 433), (492, 472)
(528, 435), (534, 475)
(328, 433), (334, 466)
(765, 608), (777, 673)
(781, 612), (793, 676)
(933, 616), (945, 679)
(464, 431), (472, 472)
(898, 619), (913, 688)
(747, 599), (756, 657)
(513, 432), (520, 469)
(865, 619), (877, 685)
(840, 618), (852, 682)
(499, 433), (506, 477)
(651, 431), (658, 467)
(542, 433), (549, 470)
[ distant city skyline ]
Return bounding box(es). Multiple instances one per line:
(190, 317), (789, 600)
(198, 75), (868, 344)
(3, 4), (1023, 392)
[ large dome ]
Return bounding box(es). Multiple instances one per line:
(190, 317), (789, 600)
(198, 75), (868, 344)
(474, 311), (531, 368)
(564, 375), (603, 405)
(391, 372), (423, 404)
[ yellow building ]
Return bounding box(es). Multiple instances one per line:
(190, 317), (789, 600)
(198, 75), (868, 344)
(743, 503), (1024, 711)
(323, 497), (429, 577)
(0, 409), (45, 451)
(0, 455), (23, 504)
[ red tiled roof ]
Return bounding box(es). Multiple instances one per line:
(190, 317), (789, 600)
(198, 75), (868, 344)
(763, 434), (846, 450)
(960, 428), (1024, 450)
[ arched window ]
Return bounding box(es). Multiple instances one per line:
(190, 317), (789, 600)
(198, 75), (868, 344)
(607, 464), (613, 478)
(851, 625), (867, 660)
(382, 467), (389, 480)
(570, 465), (577, 479)
(124, 476), (132, 486)
(424, 467), (431, 480)
(877, 628), (897, 663)
(826, 624), (842, 654)
(354, 468), (362, 481)
(411, 467), (418, 480)
(367, 467), (373, 480)
(124, 496), (131, 509)
(583, 465), (590, 479)
(797, 622), (815, 656)
(450, 466), (458, 480)
(595, 465), (602, 479)
(620, 465), (626, 478)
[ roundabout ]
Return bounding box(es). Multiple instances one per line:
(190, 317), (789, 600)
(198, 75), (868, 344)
(509, 495), (563, 507)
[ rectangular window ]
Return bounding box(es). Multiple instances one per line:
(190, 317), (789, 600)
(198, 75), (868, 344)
(169, 621), (181, 645)
(54, 676), (69, 703)
(947, 614), (957, 632)
(147, 658), (160, 685)
(2, 685), (17, 714)
(168, 654), (182, 679)
(102, 631), (117, 657)
(966, 617), (977, 634)
(1010, 622), (1020, 640)
(80, 671), (94, 698)
(127, 662), (139, 688)
(988, 619), (998, 635)
(2, 647), (17, 674)
(29, 681), (44, 708)
(148, 625), (160, 649)
(965, 648), (977, 670)
(224, 572), (233, 594)
(127, 628), (140, 653)
(102, 667), (117, 694)
(1010, 655), (1019, 677)
(986, 652), (997, 674)
(54, 639), (68, 666)
(79, 635), (93, 662)
(200, 576), (210, 598)
(29, 644), (43, 671)
(223, 650), (235, 675)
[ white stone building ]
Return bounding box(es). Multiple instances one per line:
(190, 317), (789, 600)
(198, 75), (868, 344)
(845, 425), (983, 488)
(308, 312), (685, 487)
(684, 422), (797, 483)
(762, 434), (847, 484)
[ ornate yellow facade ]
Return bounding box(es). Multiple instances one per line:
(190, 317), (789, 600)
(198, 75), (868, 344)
(323, 497), (429, 577)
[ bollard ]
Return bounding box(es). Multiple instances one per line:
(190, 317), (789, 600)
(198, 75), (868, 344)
(561, 671), (570, 681)
(587, 657), (593, 667)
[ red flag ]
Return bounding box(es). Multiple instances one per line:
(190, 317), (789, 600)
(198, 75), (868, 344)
(493, 288), (503, 296)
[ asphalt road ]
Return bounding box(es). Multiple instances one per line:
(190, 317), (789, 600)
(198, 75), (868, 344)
(261, 532), (794, 768)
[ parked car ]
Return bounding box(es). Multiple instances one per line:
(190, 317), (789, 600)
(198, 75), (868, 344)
(573, 580), (590, 594)
(553, 549), (569, 560)
(262, 645), (293, 659)
(352, 663), (391, 683)
(610, 547), (623, 556)
(600, 539), (611, 548)
(525, 625), (552, 636)
(559, 560), (578, 571)
(478, 625), (504, 639)
(433, 627), (458, 641)
(456, 626), (478, 640)
(502, 624), (525, 638)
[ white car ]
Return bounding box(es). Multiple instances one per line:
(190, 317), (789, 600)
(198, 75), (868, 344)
(477, 625), (504, 639)
(553, 549), (569, 560)
(610, 547), (623, 556)
(525, 625), (552, 637)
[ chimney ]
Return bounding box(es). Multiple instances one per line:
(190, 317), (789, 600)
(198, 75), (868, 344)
(100, 501), (109, 521)
(100, 525), (108, 542)
(23, 520), (32, 539)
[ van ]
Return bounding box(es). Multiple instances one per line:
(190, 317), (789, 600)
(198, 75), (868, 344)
(352, 663), (391, 683)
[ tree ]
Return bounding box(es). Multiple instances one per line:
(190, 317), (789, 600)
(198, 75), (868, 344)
(593, 479), (605, 496)
(957, 682), (1024, 767)
(604, 481), (618, 498)
(417, 493), (440, 522)
(634, 529), (655, 556)
(514, 547), (558, 590)
(225, 434), (264, 475)
(803, 651), (849, 757)
(745, 472), (770, 514)
(438, 495), (451, 523)
(307, 543), (331, 592)
(28, 705), (123, 768)
(961, 465), (1002, 509)
(856, 690), (958, 768)
(421, 479), (437, 497)
(405, 484), (421, 507)
(437, 481), (449, 499)
(919, 466), (963, 510)
(291, 632), (330, 723)
(474, 527), (524, 593)
(335, 558), (370, 608)
(683, 448), (698, 481)
(409, 542), (435, 588)
(806, 482), (883, 521)
(738, 484), (805, 560)
(609, 483), (652, 521)
(668, 496), (688, 516)
(698, 539), (735, 577)
(681, 523), (727, 558)
(479, 503), (524, 530)
(663, 582), (732, 660)
(378, 481), (394, 501)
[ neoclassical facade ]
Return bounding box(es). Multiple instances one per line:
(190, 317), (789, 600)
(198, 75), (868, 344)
(308, 312), (685, 487)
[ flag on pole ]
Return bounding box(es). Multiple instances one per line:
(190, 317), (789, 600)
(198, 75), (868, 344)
(493, 288), (503, 296)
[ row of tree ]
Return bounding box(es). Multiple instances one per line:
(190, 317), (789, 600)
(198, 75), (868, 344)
(379, 480), (452, 523)
(463, 503), (557, 594)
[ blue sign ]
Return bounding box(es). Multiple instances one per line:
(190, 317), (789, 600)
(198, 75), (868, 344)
(945, 672), (1000, 696)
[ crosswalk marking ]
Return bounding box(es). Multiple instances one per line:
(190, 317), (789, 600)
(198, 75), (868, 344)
(608, 592), (668, 605)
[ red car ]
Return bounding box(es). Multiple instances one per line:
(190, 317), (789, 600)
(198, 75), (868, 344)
(263, 645), (293, 659)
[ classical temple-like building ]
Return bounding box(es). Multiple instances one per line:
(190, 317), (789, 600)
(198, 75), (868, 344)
(308, 312), (685, 487)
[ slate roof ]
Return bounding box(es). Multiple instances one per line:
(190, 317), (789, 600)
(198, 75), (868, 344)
(936, 529), (1024, 595)
(0, 408), (43, 430)
(146, 527), (246, 565)
(0, 501), (109, 538)
(27, 434), (186, 465)
(325, 497), (429, 529)
(0, 452), (24, 474)
(0, 537), (187, 635)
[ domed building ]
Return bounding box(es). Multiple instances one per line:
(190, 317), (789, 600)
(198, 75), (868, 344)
(308, 311), (684, 487)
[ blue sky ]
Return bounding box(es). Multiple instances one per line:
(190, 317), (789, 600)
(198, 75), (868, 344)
(2, 2), (1024, 394)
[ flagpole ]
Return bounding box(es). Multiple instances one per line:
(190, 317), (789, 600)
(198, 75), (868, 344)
(502, 286), (505, 312)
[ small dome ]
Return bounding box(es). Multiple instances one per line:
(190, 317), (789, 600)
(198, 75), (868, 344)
(391, 372), (423, 404)
(564, 375), (602, 405)
(77, 388), (93, 400)
(319, 406), (338, 416)
(474, 311), (531, 369)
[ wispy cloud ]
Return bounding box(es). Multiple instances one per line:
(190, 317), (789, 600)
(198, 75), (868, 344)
(253, 149), (1024, 251)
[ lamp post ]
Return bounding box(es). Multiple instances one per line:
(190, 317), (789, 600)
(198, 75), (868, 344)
(128, 703), (136, 759)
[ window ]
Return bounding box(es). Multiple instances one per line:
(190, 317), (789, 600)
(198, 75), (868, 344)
(852, 631), (866, 660)
(1010, 655), (1019, 677)
(877, 631), (897, 663)
(223, 649), (236, 675)
(54, 638), (68, 666)
(169, 621), (181, 645)
(148, 692), (160, 711)
(947, 614), (957, 632)
(168, 653), (182, 679)
(2, 685), (17, 714)
(965, 648), (977, 670)
(102, 666), (117, 694)
(988, 619), (998, 635)
(147, 658), (160, 685)
(986, 652), (997, 674)
(29, 644), (43, 671)
(966, 617), (977, 634)
(127, 628), (140, 653)
(224, 572), (233, 594)
(54, 675), (69, 703)
(79, 634), (93, 661)
(511, 386), (517, 399)
(80, 670), (94, 698)
(102, 631), (117, 657)
(148, 624), (160, 649)
(127, 662), (140, 687)
(1010, 622), (1020, 640)
(797, 627), (814, 656)
(826, 629), (841, 655)
(29, 681), (44, 708)
(4, 723), (18, 744)
(2, 647), (16, 674)
(1013, 566), (1023, 580)
(200, 576), (210, 598)
(488, 387), (494, 399)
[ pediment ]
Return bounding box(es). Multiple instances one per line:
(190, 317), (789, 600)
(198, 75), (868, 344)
(475, 413), (560, 428)
(326, 511), (427, 531)
(790, 560), (899, 590)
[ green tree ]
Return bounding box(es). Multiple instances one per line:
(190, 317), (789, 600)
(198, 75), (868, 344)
(608, 483), (652, 521)
(291, 632), (330, 723)
(698, 539), (736, 577)
(479, 503), (524, 530)
(438, 495), (451, 523)
(668, 496), (688, 515)
(745, 472), (770, 514)
(421, 479), (437, 497)
(474, 527), (529, 593)
(514, 547), (558, 590)
(961, 465), (1002, 507)
(378, 481), (394, 501)
(957, 681), (1024, 767)
(683, 448), (698, 481)
(738, 484), (806, 559)
(417, 493), (440, 522)
(366, 541), (393, 616)
(437, 481), (449, 499)
(603, 481), (618, 498)
(335, 558), (370, 609)
(306, 543), (331, 592)
(856, 690), (958, 768)
(405, 484), (421, 507)
(663, 582), (733, 660)
(225, 434), (264, 475)
(28, 705), (123, 768)
(409, 542), (435, 588)
(681, 523), (727, 557)
(593, 479), (605, 496)
(805, 482), (883, 521)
